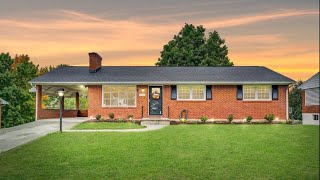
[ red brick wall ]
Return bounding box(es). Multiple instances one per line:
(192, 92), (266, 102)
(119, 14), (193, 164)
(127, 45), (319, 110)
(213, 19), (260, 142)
(89, 52), (102, 72)
(38, 109), (79, 119)
(88, 85), (149, 119)
(302, 91), (320, 113)
(87, 85), (288, 120)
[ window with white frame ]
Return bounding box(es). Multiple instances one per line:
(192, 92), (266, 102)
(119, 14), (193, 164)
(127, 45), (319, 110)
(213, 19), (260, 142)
(306, 88), (320, 106)
(103, 85), (136, 107)
(243, 85), (256, 100)
(177, 85), (205, 100)
(243, 85), (271, 100)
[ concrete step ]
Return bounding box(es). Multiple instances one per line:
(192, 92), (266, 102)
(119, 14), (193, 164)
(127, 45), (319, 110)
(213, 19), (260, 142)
(141, 119), (170, 126)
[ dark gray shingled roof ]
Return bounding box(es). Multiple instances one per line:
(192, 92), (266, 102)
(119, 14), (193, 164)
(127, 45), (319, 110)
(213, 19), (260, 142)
(299, 72), (319, 90)
(30, 66), (295, 85)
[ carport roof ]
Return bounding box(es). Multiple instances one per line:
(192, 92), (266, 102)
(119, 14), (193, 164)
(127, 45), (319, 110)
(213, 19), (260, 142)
(29, 66), (295, 85)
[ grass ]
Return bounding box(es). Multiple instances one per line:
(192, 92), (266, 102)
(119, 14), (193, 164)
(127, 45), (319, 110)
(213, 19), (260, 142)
(0, 125), (319, 179)
(71, 122), (145, 130)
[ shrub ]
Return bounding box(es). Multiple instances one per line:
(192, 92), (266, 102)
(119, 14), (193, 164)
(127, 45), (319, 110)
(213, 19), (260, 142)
(264, 113), (275, 122)
(187, 120), (198, 124)
(109, 113), (115, 119)
(199, 116), (208, 123)
(180, 118), (187, 123)
(95, 114), (102, 121)
(127, 114), (133, 120)
(117, 118), (123, 123)
(246, 116), (253, 123)
(227, 114), (234, 123)
(286, 119), (293, 124)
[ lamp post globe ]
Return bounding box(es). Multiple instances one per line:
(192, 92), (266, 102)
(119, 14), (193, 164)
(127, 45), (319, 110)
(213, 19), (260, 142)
(58, 89), (65, 97)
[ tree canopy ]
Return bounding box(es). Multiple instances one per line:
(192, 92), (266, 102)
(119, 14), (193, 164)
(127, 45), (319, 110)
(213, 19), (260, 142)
(156, 24), (233, 66)
(0, 53), (75, 128)
(289, 80), (303, 120)
(0, 53), (38, 127)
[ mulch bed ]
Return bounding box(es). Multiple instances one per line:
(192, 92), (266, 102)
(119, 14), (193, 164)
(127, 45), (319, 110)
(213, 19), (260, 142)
(170, 120), (291, 125)
(85, 119), (142, 125)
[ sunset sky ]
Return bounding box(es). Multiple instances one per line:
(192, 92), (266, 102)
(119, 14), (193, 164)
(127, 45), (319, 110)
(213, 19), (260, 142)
(0, 0), (319, 80)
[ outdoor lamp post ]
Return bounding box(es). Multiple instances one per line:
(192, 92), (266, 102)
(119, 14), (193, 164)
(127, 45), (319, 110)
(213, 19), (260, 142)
(57, 89), (65, 132)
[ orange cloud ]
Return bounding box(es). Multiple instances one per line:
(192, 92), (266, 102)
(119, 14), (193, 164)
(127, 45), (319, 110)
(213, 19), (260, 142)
(0, 9), (318, 81)
(204, 9), (319, 28)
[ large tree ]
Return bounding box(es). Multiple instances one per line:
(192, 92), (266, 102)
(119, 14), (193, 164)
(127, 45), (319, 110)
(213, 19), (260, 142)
(38, 64), (69, 76)
(0, 53), (38, 127)
(156, 24), (233, 66)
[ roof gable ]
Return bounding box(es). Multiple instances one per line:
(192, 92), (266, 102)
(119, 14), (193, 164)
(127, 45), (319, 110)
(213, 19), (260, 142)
(299, 72), (320, 90)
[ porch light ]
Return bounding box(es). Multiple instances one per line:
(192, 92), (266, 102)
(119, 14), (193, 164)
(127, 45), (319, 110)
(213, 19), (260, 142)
(141, 88), (145, 93)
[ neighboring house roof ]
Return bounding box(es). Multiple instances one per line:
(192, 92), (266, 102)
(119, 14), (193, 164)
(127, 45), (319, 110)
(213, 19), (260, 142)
(29, 66), (295, 85)
(0, 98), (9, 105)
(299, 72), (320, 90)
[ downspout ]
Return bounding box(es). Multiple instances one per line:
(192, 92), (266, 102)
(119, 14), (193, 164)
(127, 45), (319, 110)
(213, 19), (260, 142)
(286, 84), (293, 120)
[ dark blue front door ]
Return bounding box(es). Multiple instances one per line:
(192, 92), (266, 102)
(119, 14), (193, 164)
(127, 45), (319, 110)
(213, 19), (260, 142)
(149, 86), (162, 115)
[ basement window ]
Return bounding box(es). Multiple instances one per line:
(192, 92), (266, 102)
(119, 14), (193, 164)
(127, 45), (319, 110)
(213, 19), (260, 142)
(313, 115), (319, 121)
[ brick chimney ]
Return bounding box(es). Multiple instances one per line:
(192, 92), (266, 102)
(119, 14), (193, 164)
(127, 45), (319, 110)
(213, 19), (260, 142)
(89, 52), (102, 73)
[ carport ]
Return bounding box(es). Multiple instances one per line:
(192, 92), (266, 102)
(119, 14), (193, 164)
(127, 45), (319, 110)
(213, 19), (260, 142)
(32, 85), (88, 120)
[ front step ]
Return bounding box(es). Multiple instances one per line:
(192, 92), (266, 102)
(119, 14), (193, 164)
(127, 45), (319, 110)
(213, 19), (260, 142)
(141, 119), (170, 126)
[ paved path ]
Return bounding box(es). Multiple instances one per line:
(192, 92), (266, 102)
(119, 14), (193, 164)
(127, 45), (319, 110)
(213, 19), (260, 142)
(0, 118), (88, 153)
(64, 125), (167, 132)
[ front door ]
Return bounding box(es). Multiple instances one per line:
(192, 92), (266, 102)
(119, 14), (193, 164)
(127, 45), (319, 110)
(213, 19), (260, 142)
(149, 86), (162, 115)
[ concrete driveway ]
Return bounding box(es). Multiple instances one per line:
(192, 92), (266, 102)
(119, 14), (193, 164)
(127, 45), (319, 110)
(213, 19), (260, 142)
(0, 117), (88, 153)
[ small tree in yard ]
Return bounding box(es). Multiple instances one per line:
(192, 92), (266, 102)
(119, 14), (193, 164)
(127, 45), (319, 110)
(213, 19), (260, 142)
(289, 80), (303, 120)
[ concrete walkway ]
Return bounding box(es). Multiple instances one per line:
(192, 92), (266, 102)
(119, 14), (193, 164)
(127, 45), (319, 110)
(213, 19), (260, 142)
(0, 117), (88, 153)
(64, 125), (167, 132)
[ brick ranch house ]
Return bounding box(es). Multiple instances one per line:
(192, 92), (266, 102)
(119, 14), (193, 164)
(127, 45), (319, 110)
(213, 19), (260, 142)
(29, 52), (294, 122)
(299, 72), (319, 125)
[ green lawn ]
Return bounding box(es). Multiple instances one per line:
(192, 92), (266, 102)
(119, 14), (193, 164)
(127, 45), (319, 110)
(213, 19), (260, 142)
(0, 125), (319, 179)
(71, 122), (145, 130)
